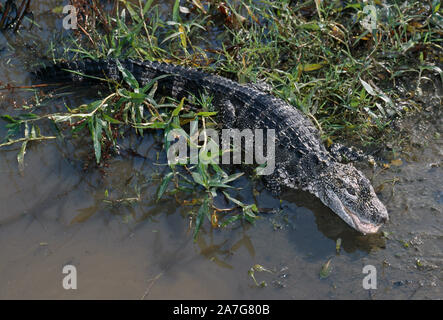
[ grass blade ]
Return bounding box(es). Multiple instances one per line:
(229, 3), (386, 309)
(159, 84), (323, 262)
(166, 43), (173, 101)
(116, 60), (139, 90)
(172, 0), (180, 22)
(17, 141), (27, 174)
(156, 171), (174, 201)
(193, 196), (209, 241)
(89, 116), (102, 164)
(143, 0), (155, 16)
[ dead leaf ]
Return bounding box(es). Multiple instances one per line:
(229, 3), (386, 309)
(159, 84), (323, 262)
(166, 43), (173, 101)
(70, 206), (97, 224)
(320, 258), (332, 278)
(192, 0), (207, 14)
(302, 63), (324, 72)
(211, 211), (219, 228)
(178, 24), (187, 48)
(390, 159), (403, 166)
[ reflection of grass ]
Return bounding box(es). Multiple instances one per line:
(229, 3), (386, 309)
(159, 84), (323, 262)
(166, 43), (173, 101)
(1, 0), (442, 236)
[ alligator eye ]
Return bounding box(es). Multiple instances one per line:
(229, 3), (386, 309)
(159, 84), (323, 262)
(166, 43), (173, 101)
(346, 188), (356, 196)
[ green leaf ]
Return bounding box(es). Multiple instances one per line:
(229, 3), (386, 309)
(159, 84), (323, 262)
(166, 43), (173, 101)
(156, 171), (174, 201)
(336, 238), (342, 253)
(196, 111), (218, 117)
(193, 196), (209, 241)
(128, 92), (147, 101)
(143, 0), (155, 16)
(3, 123), (20, 141)
(344, 3), (361, 10)
(222, 172), (244, 184)
(89, 116), (102, 164)
(210, 163), (228, 178)
(172, 0), (181, 22)
(243, 206), (257, 219)
(432, 0), (440, 14)
(141, 75), (171, 94)
(102, 114), (122, 124)
(197, 162), (209, 186)
(298, 22), (321, 30)
(222, 191), (244, 207)
(17, 113), (39, 121)
(0, 115), (17, 123)
(133, 121), (166, 129)
(359, 78), (376, 96)
(208, 181), (233, 188)
(116, 60), (139, 90)
(191, 172), (206, 187)
(17, 141), (27, 174)
(172, 97), (185, 117)
(72, 121), (87, 134)
(125, 1), (140, 22)
(51, 114), (75, 123)
(320, 258), (333, 279)
(252, 264), (273, 273)
(30, 124), (39, 139)
(161, 31), (184, 44)
(220, 215), (241, 227)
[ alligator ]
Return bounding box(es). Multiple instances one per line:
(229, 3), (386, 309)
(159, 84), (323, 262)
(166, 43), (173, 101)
(35, 59), (389, 234)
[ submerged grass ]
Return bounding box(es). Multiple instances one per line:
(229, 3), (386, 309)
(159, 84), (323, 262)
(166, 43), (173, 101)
(0, 0), (442, 237)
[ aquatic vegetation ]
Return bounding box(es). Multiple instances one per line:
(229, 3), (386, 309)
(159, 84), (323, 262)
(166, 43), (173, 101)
(0, 0), (441, 237)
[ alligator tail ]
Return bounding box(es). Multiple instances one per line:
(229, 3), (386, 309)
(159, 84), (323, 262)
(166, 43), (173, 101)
(33, 59), (123, 85)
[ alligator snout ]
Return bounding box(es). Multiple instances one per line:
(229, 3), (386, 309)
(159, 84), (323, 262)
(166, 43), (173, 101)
(380, 214), (389, 223)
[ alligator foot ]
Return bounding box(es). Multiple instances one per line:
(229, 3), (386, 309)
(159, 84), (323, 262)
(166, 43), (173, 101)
(263, 172), (283, 196)
(328, 143), (375, 165)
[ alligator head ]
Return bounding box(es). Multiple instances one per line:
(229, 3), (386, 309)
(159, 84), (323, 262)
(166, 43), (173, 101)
(313, 162), (389, 234)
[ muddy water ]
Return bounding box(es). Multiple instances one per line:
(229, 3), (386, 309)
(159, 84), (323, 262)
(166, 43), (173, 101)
(0, 0), (441, 299)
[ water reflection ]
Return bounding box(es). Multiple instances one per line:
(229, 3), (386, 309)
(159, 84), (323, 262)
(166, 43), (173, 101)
(281, 190), (387, 253)
(0, 0), (441, 300)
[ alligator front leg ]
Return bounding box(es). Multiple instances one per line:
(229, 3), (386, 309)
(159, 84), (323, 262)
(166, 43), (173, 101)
(262, 171), (283, 196)
(328, 143), (375, 164)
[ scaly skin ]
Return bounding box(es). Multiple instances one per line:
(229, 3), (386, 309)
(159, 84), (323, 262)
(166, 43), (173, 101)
(35, 59), (389, 233)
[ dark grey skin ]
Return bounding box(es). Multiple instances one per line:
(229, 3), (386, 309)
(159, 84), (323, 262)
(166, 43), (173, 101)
(35, 59), (389, 234)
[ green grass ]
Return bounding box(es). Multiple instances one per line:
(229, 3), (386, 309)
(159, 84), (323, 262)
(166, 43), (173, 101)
(1, 0), (442, 237)
(47, 0), (442, 143)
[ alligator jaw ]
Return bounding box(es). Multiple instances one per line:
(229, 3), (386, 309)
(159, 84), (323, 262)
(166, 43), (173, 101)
(319, 184), (387, 235)
(344, 206), (382, 235)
